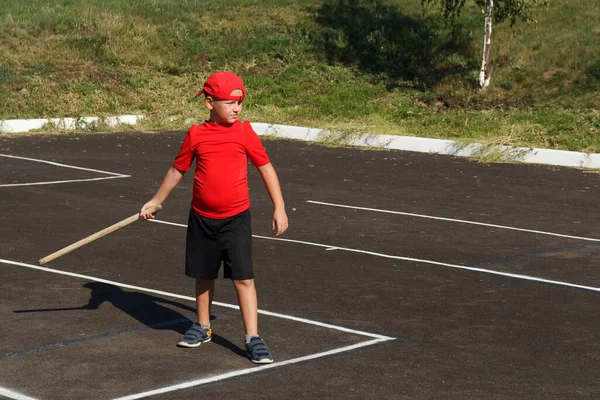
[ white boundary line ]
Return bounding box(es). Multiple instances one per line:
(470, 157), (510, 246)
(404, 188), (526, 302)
(112, 338), (388, 400)
(0, 388), (39, 400)
(150, 220), (600, 293)
(307, 200), (600, 243)
(0, 258), (393, 399)
(0, 176), (130, 188)
(0, 154), (130, 187)
(0, 154), (126, 175)
(0, 258), (394, 340)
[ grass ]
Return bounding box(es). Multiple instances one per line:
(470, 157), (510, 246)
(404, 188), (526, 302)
(0, 0), (599, 152)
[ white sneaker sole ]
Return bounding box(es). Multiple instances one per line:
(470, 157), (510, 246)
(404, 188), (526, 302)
(250, 357), (274, 364)
(177, 337), (212, 348)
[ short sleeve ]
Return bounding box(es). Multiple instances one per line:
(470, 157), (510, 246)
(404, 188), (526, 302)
(243, 121), (270, 167)
(172, 127), (196, 172)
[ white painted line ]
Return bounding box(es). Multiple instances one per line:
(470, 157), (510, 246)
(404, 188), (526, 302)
(245, 306), (392, 340)
(1, 153), (131, 187)
(0, 175), (131, 188)
(0, 258), (393, 340)
(250, 235), (600, 293)
(0, 387), (39, 400)
(149, 219), (600, 293)
(0, 154), (127, 176)
(307, 200), (600, 243)
(145, 219), (184, 228)
(112, 338), (390, 400)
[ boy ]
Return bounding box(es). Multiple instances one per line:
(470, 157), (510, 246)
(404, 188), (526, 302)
(140, 72), (288, 364)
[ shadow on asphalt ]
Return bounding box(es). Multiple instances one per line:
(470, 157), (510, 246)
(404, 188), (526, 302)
(13, 282), (247, 359)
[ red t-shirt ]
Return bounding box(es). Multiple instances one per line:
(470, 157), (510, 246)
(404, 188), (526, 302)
(172, 120), (270, 219)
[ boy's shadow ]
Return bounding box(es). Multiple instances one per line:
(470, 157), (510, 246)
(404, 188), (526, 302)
(14, 282), (247, 358)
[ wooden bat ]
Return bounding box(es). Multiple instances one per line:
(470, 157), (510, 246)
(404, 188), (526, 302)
(39, 204), (162, 265)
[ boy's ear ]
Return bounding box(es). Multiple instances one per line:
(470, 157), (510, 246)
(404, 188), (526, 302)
(205, 95), (214, 110)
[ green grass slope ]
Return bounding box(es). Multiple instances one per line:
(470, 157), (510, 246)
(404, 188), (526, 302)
(1, 0), (598, 151)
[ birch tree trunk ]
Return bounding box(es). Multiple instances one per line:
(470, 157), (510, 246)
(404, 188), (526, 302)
(479, 0), (494, 90)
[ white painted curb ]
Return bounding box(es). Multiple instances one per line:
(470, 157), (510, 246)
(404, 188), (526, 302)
(0, 114), (144, 133)
(251, 122), (600, 169)
(1, 116), (598, 169)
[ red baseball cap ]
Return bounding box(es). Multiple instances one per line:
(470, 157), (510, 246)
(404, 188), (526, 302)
(195, 72), (246, 101)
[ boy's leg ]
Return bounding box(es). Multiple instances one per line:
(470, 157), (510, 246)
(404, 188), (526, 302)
(179, 209), (221, 348)
(177, 278), (215, 348)
(233, 278), (273, 364)
(222, 210), (273, 363)
(196, 278), (215, 326)
(222, 211), (257, 334)
(232, 278), (258, 335)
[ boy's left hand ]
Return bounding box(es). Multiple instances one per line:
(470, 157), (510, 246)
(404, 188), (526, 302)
(272, 209), (288, 237)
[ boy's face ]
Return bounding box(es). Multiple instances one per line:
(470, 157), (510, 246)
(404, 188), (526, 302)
(206, 91), (244, 125)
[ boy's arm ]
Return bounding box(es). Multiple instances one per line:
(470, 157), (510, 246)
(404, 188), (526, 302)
(257, 163), (288, 237)
(140, 167), (185, 220)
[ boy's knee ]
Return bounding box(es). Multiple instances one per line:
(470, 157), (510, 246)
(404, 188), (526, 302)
(233, 278), (255, 289)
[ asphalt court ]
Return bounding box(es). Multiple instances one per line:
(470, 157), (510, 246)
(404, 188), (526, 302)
(1, 132), (599, 399)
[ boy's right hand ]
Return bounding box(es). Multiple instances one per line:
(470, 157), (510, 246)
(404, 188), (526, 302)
(140, 201), (161, 220)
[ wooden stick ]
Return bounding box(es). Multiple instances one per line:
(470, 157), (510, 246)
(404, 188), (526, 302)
(39, 204), (161, 265)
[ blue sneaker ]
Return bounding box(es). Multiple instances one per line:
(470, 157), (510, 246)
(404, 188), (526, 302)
(246, 336), (273, 364)
(177, 323), (212, 348)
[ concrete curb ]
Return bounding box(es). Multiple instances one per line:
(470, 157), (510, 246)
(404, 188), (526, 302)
(251, 123), (600, 169)
(1, 116), (598, 169)
(0, 114), (144, 133)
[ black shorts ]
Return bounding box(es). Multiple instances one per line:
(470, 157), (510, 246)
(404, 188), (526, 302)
(185, 208), (254, 280)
